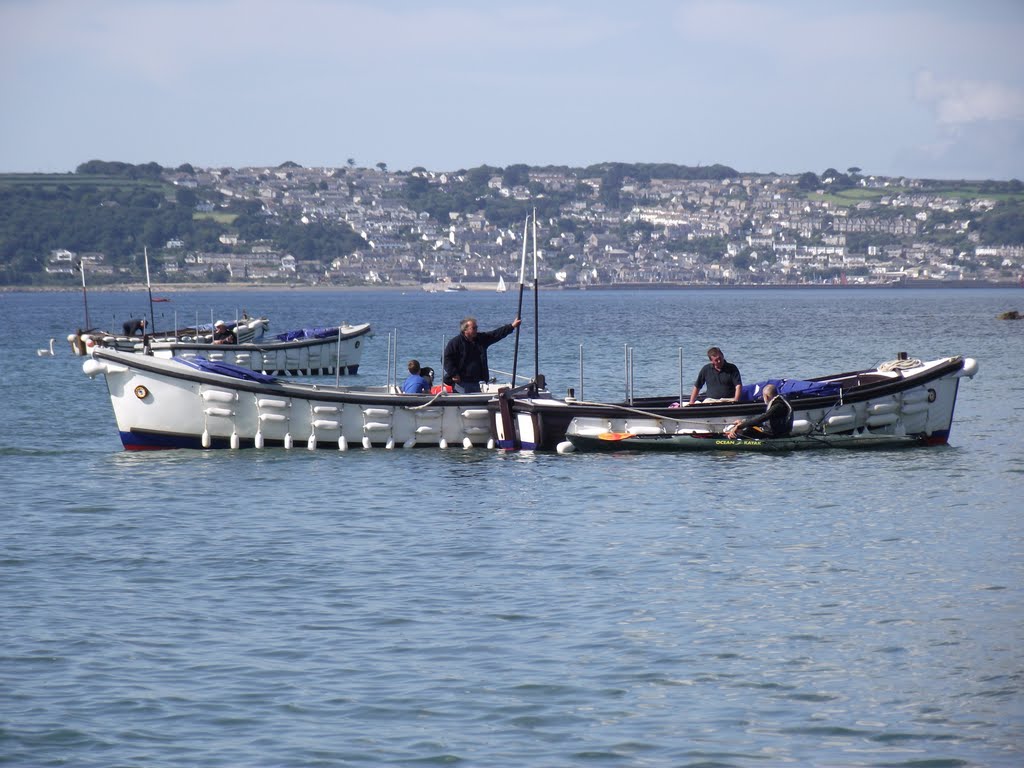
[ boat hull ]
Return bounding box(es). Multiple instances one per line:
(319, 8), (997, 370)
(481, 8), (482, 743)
(494, 356), (978, 452)
(85, 347), (497, 452)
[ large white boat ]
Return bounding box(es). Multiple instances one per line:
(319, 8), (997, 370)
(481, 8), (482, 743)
(491, 355), (979, 453)
(71, 320), (372, 376)
(84, 346), (509, 451)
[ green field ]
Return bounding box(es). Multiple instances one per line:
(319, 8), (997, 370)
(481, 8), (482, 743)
(193, 211), (238, 224)
(0, 173), (168, 191)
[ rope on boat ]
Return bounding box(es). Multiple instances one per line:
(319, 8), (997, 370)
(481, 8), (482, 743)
(879, 357), (923, 371)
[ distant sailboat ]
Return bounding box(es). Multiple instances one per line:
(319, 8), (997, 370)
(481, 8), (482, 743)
(496, 276), (507, 293)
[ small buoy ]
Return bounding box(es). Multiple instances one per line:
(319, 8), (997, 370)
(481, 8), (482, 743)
(556, 441), (575, 454)
(255, 431), (264, 449)
(307, 435), (317, 450)
(362, 436), (371, 449)
(284, 433), (293, 450)
(338, 436), (348, 451)
(202, 429), (211, 448)
(230, 432), (240, 450)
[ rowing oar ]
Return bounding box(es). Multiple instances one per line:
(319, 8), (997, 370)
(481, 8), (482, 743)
(510, 214), (529, 386)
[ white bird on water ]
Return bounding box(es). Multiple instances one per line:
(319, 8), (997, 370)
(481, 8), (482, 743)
(37, 338), (55, 357)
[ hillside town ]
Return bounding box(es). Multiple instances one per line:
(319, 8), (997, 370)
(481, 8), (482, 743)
(45, 164), (1024, 288)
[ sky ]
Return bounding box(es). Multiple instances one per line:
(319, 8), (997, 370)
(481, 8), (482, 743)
(2, 0), (1023, 180)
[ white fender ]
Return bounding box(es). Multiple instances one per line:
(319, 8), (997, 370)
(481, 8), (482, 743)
(867, 412), (900, 427)
(202, 429), (211, 448)
(254, 430), (264, 449)
(284, 433), (293, 450)
(487, 438), (495, 450)
(439, 438), (448, 449)
(313, 419), (339, 429)
(362, 408), (391, 417)
(363, 422), (390, 432)
(790, 419), (813, 435)
(826, 414), (856, 429)
(338, 436), (348, 451)
(959, 357), (978, 378)
(460, 409), (490, 419)
(868, 401), (898, 415)
(385, 437), (395, 450)
(258, 398), (289, 409)
(259, 413), (287, 423)
(403, 437), (417, 449)
(307, 435), (317, 450)
(203, 407), (234, 417)
(415, 425), (436, 434)
(230, 432), (240, 450)
(462, 437), (473, 449)
(362, 436), (372, 449)
(313, 405), (339, 414)
(902, 401), (930, 415)
(202, 390), (237, 403)
(556, 440), (576, 454)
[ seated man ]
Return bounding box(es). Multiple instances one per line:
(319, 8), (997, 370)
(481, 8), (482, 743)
(686, 346), (742, 404)
(725, 383), (794, 439)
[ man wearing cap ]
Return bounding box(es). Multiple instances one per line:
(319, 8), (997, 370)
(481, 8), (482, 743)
(212, 320), (236, 344)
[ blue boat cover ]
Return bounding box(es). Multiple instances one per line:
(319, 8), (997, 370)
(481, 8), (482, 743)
(272, 326), (339, 342)
(740, 378), (842, 402)
(175, 356), (278, 383)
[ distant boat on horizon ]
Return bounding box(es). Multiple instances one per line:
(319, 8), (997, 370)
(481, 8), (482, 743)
(496, 276), (507, 293)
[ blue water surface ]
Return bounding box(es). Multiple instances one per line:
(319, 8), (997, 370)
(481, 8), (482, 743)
(1, 287), (1021, 767)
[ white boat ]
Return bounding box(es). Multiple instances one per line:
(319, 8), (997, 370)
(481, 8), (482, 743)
(496, 276), (507, 293)
(491, 355), (979, 452)
(71, 321), (372, 376)
(83, 346), (510, 451)
(69, 316), (271, 355)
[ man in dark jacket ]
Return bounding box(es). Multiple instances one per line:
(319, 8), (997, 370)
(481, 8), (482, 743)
(725, 384), (794, 439)
(443, 315), (521, 393)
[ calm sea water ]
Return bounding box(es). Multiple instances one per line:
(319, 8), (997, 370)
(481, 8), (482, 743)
(1, 287), (1022, 767)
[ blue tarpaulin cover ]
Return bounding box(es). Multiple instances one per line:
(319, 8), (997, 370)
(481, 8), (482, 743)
(175, 356), (278, 383)
(272, 326), (339, 342)
(740, 378), (842, 402)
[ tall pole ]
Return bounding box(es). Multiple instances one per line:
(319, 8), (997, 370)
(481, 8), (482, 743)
(78, 260), (91, 329)
(510, 215), (529, 386)
(144, 246), (155, 335)
(532, 208), (539, 381)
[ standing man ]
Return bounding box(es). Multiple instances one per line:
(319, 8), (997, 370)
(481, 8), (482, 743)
(443, 315), (521, 393)
(686, 346), (743, 404)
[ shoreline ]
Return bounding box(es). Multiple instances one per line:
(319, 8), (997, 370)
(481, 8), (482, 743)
(3, 280), (1022, 293)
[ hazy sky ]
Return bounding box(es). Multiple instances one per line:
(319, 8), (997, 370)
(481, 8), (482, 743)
(2, 0), (1023, 179)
